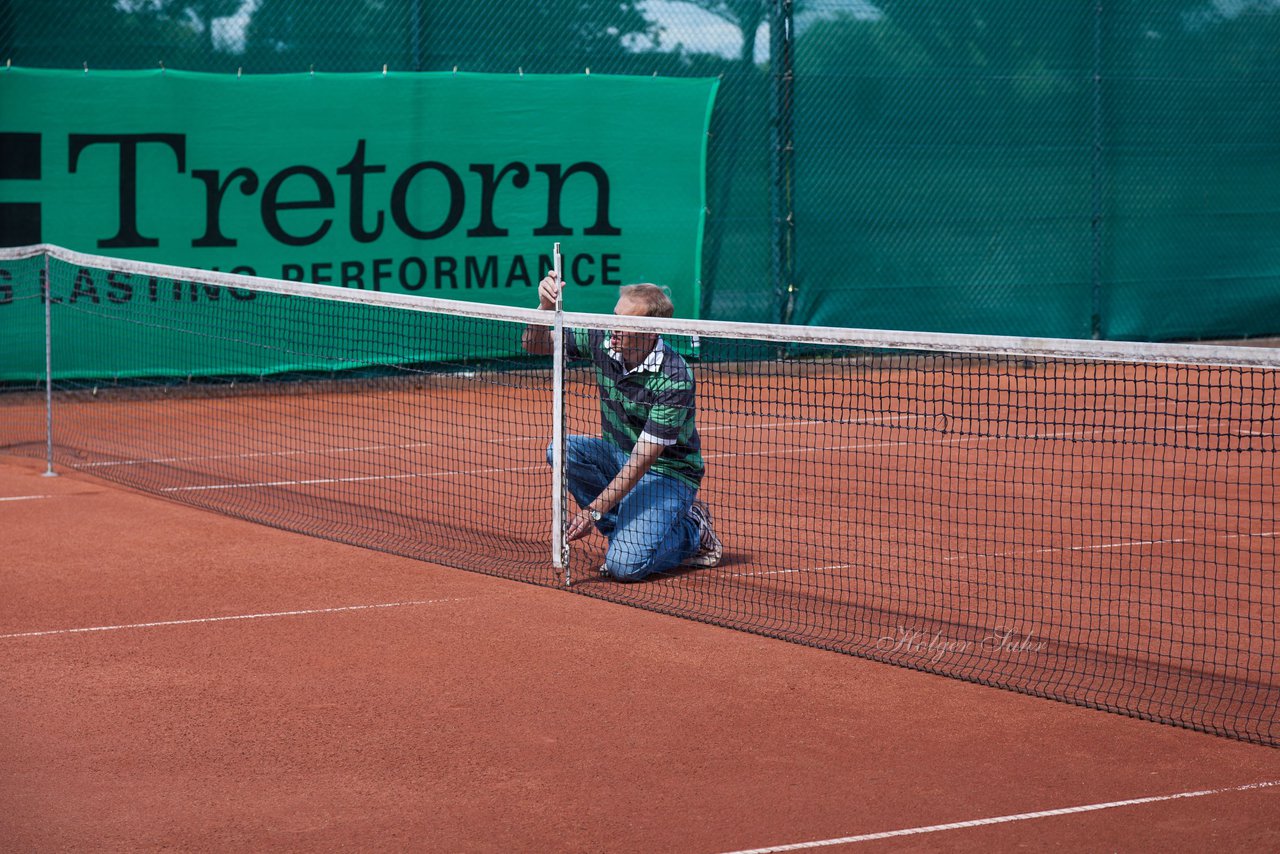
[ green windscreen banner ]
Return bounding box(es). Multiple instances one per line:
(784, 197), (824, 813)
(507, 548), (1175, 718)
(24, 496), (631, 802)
(0, 69), (717, 379)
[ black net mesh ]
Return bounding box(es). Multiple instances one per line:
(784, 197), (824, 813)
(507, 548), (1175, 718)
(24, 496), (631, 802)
(2, 249), (1277, 745)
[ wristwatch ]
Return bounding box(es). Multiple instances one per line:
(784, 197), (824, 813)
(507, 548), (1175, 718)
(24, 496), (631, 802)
(588, 508), (603, 522)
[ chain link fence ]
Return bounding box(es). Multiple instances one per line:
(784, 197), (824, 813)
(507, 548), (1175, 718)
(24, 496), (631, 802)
(5, 1), (1279, 339)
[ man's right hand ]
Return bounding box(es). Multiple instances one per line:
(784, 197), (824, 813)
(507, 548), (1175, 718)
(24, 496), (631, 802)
(537, 271), (562, 310)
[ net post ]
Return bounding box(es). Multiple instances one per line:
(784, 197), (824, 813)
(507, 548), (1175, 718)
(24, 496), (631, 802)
(41, 251), (57, 478)
(550, 242), (569, 583)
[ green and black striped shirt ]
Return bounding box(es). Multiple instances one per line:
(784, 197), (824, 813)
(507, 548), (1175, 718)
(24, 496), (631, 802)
(566, 328), (704, 488)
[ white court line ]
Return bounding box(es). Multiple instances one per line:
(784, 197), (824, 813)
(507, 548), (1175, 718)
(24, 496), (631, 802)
(719, 779), (1280, 853)
(127, 419), (1237, 494)
(0, 494), (55, 502)
(78, 413), (921, 467)
(79, 439), (438, 468)
(725, 564), (854, 579)
(705, 437), (951, 462)
(0, 597), (470, 640)
(945, 529), (1280, 564)
(511, 415), (917, 444)
(83, 434), (554, 467)
(159, 462), (544, 492)
(155, 425), (1107, 492)
(704, 427), (1103, 462)
(63, 413), (1274, 470)
(701, 414), (923, 434)
(74, 411), (1161, 490)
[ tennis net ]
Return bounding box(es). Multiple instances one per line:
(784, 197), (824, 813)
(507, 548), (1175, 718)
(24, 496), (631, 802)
(2, 245), (1276, 746)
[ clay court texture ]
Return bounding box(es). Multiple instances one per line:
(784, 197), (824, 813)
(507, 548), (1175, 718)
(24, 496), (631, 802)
(3, 453), (1280, 850)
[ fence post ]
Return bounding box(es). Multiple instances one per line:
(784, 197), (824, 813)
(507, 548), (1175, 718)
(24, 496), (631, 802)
(770, 0), (796, 326)
(1090, 1), (1105, 339)
(410, 0), (424, 72)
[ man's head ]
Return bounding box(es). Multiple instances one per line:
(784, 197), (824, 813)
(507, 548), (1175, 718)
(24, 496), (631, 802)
(616, 283), (675, 319)
(611, 283), (673, 367)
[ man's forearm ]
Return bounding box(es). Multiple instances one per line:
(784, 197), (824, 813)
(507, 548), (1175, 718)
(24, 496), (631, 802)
(524, 272), (561, 354)
(589, 441), (665, 514)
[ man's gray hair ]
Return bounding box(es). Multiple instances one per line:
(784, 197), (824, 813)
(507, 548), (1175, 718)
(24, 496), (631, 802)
(619, 283), (675, 318)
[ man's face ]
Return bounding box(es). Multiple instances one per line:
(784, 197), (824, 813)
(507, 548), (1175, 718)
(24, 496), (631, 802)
(611, 296), (658, 367)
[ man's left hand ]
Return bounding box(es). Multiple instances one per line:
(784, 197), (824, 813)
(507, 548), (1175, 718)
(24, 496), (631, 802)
(567, 508), (596, 542)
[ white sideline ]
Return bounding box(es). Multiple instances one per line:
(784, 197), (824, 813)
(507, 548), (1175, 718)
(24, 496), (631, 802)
(0, 598), (470, 639)
(0, 494), (55, 502)
(719, 779), (1280, 853)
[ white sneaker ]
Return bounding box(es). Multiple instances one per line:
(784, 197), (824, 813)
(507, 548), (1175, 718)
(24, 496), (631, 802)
(682, 499), (723, 568)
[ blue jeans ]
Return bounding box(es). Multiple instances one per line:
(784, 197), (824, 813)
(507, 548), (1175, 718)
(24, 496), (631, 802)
(548, 435), (700, 581)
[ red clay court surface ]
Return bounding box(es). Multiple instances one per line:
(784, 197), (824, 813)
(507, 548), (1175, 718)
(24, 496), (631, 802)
(9, 360), (1276, 743)
(2, 454), (1279, 852)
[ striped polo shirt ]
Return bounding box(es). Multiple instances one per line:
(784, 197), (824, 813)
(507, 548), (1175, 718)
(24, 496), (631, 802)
(566, 327), (705, 488)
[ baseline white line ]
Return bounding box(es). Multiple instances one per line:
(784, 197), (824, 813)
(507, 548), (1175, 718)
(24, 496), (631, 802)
(945, 529), (1280, 564)
(719, 779), (1280, 853)
(0, 494), (55, 502)
(0, 597), (471, 640)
